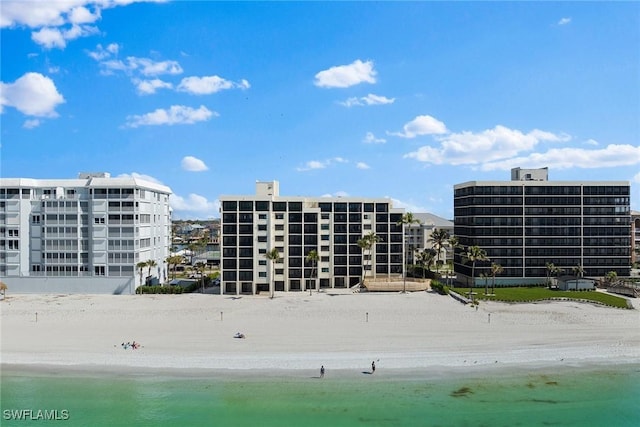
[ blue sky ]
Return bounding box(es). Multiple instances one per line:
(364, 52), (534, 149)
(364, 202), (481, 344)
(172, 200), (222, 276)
(1, 0), (639, 220)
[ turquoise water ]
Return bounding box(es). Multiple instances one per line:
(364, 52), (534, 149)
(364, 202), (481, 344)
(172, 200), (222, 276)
(2, 365), (639, 426)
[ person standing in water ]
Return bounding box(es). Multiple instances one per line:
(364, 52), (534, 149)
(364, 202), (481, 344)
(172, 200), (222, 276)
(371, 361), (376, 374)
(320, 365), (325, 378)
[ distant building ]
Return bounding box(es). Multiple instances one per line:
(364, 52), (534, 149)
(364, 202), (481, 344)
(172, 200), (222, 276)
(632, 211), (640, 266)
(0, 173), (172, 294)
(454, 168), (631, 286)
(219, 181), (405, 295)
(405, 213), (454, 266)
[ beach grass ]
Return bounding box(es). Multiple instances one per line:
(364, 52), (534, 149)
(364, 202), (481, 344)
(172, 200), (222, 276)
(474, 287), (630, 308)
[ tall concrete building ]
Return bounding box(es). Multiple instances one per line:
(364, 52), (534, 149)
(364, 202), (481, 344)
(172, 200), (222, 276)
(453, 168), (631, 286)
(0, 173), (172, 294)
(219, 181), (405, 295)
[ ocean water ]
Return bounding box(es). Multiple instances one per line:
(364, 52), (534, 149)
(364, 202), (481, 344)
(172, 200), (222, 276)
(2, 365), (639, 427)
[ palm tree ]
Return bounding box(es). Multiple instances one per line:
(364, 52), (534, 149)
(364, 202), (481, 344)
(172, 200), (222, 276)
(194, 261), (207, 293)
(480, 273), (489, 296)
(572, 264), (585, 278)
(546, 262), (563, 289)
(357, 231), (379, 288)
(146, 259), (157, 281)
(305, 249), (319, 292)
(415, 248), (436, 279)
(446, 235), (460, 288)
(265, 248), (281, 299)
(166, 255), (184, 280)
(490, 263), (504, 295)
(605, 270), (618, 285)
(463, 245), (488, 301)
(136, 261), (148, 285)
(188, 232), (208, 265)
(397, 213), (421, 292)
(428, 228), (449, 275)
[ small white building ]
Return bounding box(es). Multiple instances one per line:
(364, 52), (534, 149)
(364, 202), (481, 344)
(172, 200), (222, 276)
(557, 276), (596, 291)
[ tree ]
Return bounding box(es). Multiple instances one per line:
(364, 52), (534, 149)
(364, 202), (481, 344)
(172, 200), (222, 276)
(305, 249), (319, 292)
(428, 228), (449, 275)
(463, 245), (488, 300)
(397, 213), (421, 292)
(357, 231), (379, 288)
(415, 248), (436, 279)
(490, 263), (504, 295)
(166, 255), (184, 280)
(446, 235), (460, 288)
(146, 259), (157, 280)
(136, 261), (148, 285)
(194, 261), (207, 293)
(546, 263), (563, 289)
(572, 264), (585, 279)
(265, 248), (281, 299)
(605, 270), (618, 285)
(480, 273), (489, 296)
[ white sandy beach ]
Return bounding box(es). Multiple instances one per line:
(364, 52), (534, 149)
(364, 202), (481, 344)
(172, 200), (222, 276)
(1, 290), (639, 374)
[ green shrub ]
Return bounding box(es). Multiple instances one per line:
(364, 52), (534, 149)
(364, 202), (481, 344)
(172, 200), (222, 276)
(430, 280), (449, 295)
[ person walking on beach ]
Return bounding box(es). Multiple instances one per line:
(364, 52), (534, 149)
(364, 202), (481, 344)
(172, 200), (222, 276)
(371, 361), (376, 374)
(320, 365), (325, 378)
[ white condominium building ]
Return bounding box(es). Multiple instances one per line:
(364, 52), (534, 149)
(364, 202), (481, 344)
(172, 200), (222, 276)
(0, 173), (172, 294)
(219, 181), (405, 295)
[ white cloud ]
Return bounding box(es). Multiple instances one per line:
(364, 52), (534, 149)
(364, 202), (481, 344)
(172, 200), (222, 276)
(181, 156), (209, 172)
(87, 43), (119, 60)
(387, 197), (427, 213)
(362, 132), (386, 144)
(320, 191), (350, 198)
(127, 57), (183, 76)
(633, 172), (640, 184)
(314, 59), (377, 88)
(339, 93), (395, 107)
(356, 162), (370, 170)
(133, 78), (173, 95)
(0, 72), (65, 117)
(296, 160), (326, 172)
(23, 119), (41, 129)
(558, 17), (571, 25)
(584, 139), (599, 146)
(404, 125), (570, 166)
(116, 172), (164, 185)
(177, 75), (250, 95)
(31, 27), (66, 48)
(31, 23), (99, 49)
(90, 54), (183, 76)
(68, 6), (101, 25)
(481, 144), (640, 171)
(170, 193), (219, 219)
(389, 115), (448, 138)
(125, 105), (217, 128)
(1, 1), (161, 48)
(296, 157), (348, 172)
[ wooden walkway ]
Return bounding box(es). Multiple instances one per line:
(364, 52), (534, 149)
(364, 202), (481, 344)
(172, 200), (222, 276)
(607, 283), (639, 298)
(363, 280), (430, 292)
